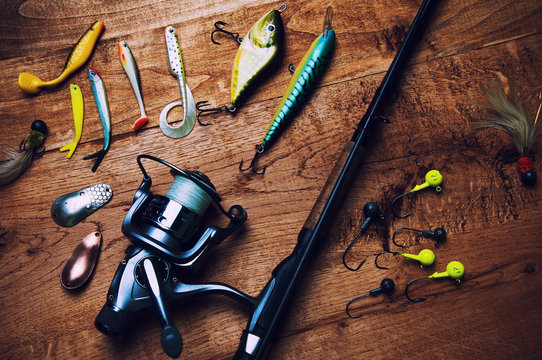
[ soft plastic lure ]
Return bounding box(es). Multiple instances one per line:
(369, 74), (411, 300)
(83, 68), (111, 172)
(159, 26), (196, 139)
(118, 41), (149, 131)
(240, 6), (335, 174)
(59, 84), (84, 158)
(18, 21), (104, 95)
(196, 4), (286, 124)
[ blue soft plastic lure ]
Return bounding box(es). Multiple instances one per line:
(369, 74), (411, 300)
(84, 68), (111, 172)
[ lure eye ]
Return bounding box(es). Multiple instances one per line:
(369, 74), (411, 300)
(267, 24), (275, 32)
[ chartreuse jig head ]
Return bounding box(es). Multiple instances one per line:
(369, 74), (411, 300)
(391, 170), (443, 218)
(346, 278), (395, 319)
(405, 260), (465, 303)
(392, 226), (446, 248)
(375, 249), (436, 270)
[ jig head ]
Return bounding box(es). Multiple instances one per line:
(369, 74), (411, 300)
(405, 260), (465, 302)
(346, 278), (395, 319)
(18, 21), (104, 94)
(342, 202), (384, 271)
(392, 226), (446, 248)
(374, 249), (435, 270)
(391, 169), (443, 218)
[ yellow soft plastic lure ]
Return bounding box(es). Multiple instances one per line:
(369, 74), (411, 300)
(18, 21), (104, 95)
(59, 84), (84, 158)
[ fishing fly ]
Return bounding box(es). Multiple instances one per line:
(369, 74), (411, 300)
(18, 21), (104, 95)
(470, 82), (540, 186)
(239, 6), (335, 174)
(159, 26), (196, 139)
(83, 68), (111, 172)
(196, 4), (286, 125)
(59, 84), (84, 158)
(118, 41), (149, 131)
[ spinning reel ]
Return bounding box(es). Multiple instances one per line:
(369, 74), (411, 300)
(95, 155), (253, 358)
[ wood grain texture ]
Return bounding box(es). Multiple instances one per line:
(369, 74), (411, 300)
(1, 0), (541, 359)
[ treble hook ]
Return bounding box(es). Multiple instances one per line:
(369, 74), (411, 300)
(195, 101), (236, 126)
(239, 145), (266, 175)
(211, 21), (243, 45)
(405, 261), (464, 302)
(391, 170), (443, 218)
(374, 249), (435, 270)
(342, 202), (384, 271)
(392, 227), (446, 248)
(346, 278), (395, 319)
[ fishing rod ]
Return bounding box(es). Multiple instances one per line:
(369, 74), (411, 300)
(233, 0), (437, 358)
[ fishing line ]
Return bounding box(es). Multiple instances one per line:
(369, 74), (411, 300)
(165, 175), (213, 216)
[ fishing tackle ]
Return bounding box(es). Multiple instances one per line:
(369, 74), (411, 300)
(392, 226), (446, 248)
(159, 26), (197, 138)
(83, 68), (111, 172)
(374, 249), (435, 270)
(60, 231), (102, 290)
(18, 21), (104, 95)
(0, 120), (48, 186)
(118, 41), (149, 131)
(239, 6), (335, 174)
(342, 201), (384, 272)
(470, 83), (540, 186)
(59, 84), (84, 158)
(196, 4), (286, 125)
(51, 183), (112, 227)
(345, 278), (395, 319)
(391, 169), (443, 218)
(405, 260), (464, 302)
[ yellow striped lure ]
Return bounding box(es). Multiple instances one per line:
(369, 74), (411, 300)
(118, 41), (149, 131)
(159, 26), (196, 139)
(196, 4), (286, 125)
(240, 6), (335, 174)
(83, 68), (111, 172)
(59, 84), (84, 158)
(18, 21), (104, 95)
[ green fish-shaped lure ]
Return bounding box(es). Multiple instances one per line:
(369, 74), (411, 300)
(196, 4), (285, 123)
(240, 6), (335, 174)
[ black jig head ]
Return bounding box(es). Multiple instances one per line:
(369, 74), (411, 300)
(346, 278), (395, 319)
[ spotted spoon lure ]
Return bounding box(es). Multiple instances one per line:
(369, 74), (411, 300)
(240, 6), (335, 174)
(196, 4), (286, 124)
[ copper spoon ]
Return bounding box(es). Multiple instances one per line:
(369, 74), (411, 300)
(60, 231), (102, 290)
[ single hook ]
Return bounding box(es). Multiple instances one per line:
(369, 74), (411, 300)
(195, 101), (235, 126)
(375, 249), (435, 270)
(391, 169), (443, 218)
(239, 145), (266, 175)
(346, 278), (395, 319)
(405, 260), (464, 302)
(211, 21), (243, 45)
(392, 227), (446, 248)
(342, 202), (384, 271)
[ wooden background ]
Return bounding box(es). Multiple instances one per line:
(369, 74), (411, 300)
(1, 0), (541, 359)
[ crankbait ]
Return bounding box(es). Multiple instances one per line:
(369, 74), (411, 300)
(159, 26), (196, 138)
(0, 120), (47, 186)
(18, 21), (104, 95)
(240, 6), (335, 174)
(83, 68), (111, 172)
(118, 41), (149, 131)
(59, 84), (84, 158)
(470, 83), (540, 186)
(196, 4), (286, 124)
(60, 231), (102, 290)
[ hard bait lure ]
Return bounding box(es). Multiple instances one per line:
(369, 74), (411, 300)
(83, 68), (111, 172)
(196, 4), (286, 124)
(51, 183), (112, 227)
(240, 6), (335, 174)
(470, 83), (540, 186)
(60, 231), (102, 290)
(59, 84), (84, 158)
(159, 26), (196, 139)
(0, 120), (47, 185)
(118, 41), (149, 131)
(18, 21), (104, 95)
